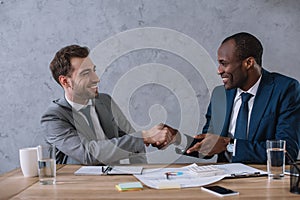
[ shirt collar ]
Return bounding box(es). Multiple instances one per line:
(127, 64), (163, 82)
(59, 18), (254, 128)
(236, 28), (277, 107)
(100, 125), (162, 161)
(64, 94), (94, 112)
(237, 75), (262, 97)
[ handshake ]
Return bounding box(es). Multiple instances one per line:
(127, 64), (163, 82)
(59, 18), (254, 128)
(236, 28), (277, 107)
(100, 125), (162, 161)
(142, 123), (179, 149)
(142, 124), (232, 156)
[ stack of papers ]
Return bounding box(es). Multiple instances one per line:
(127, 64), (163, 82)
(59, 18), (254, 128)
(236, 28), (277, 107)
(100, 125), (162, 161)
(115, 182), (143, 192)
(74, 166), (143, 175)
(134, 163), (267, 189)
(187, 165), (225, 177)
(74, 163), (267, 190)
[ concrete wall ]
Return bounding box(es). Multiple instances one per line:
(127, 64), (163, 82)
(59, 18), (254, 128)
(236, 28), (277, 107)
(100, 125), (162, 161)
(0, 0), (299, 174)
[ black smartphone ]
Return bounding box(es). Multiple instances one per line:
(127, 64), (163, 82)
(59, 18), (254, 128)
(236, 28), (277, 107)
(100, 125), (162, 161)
(201, 185), (239, 197)
(181, 138), (203, 157)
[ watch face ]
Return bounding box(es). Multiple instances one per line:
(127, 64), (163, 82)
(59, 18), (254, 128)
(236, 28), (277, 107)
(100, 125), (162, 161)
(227, 144), (233, 153)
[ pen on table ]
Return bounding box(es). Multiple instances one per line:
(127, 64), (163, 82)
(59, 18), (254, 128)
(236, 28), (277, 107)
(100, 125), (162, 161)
(230, 172), (262, 178)
(102, 166), (113, 175)
(165, 172), (183, 179)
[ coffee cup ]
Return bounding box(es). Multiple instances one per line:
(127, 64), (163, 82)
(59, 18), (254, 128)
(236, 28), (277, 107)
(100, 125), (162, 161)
(19, 147), (38, 177)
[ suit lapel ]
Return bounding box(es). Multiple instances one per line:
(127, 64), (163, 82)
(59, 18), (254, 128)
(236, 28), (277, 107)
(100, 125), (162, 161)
(248, 69), (274, 140)
(56, 97), (97, 140)
(94, 99), (117, 139)
(221, 89), (236, 136)
(73, 111), (97, 140)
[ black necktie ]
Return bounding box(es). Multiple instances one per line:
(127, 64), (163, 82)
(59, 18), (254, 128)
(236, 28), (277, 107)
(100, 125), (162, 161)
(80, 106), (95, 132)
(234, 92), (253, 140)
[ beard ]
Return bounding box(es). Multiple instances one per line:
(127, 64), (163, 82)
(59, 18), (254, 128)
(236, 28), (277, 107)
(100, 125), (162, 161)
(84, 88), (98, 99)
(71, 87), (99, 103)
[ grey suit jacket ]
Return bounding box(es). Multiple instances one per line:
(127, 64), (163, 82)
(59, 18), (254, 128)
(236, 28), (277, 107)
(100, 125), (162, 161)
(41, 93), (147, 165)
(203, 85), (226, 135)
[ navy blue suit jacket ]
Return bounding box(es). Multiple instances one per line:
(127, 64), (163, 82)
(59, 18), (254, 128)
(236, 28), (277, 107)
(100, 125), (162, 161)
(203, 69), (300, 163)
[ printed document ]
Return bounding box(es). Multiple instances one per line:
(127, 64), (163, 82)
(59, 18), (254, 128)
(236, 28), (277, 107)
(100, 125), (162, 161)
(134, 163), (267, 189)
(74, 166), (143, 175)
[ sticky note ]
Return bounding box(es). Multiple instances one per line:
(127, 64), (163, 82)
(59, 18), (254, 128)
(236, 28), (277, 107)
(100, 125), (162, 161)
(115, 182), (143, 191)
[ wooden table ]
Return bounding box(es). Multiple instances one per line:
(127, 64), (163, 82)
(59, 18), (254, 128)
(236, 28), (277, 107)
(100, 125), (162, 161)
(1, 164), (299, 199)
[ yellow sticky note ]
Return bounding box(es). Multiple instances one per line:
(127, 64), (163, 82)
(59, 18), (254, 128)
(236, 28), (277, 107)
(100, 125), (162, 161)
(116, 182), (143, 192)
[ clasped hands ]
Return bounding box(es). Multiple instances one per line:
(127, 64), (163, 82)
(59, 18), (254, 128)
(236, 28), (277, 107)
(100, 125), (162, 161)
(142, 124), (231, 155)
(142, 123), (178, 149)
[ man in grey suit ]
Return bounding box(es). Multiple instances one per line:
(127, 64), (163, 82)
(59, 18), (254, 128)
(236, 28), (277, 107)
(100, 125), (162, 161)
(41, 45), (176, 165)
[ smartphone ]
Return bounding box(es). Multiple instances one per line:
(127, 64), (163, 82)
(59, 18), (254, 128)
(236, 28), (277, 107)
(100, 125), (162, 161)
(180, 138), (203, 157)
(284, 169), (291, 175)
(201, 185), (239, 197)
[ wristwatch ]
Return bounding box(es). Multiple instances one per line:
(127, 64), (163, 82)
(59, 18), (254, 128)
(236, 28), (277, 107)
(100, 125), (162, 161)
(226, 138), (235, 153)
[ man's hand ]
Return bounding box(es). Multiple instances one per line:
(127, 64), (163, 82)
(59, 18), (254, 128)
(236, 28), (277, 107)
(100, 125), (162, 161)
(186, 133), (230, 156)
(155, 124), (178, 149)
(142, 123), (178, 149)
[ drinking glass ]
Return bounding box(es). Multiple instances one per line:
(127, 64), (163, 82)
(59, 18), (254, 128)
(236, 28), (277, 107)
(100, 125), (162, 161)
(37, 144), (56, 185)
(266, 140), (286, 179)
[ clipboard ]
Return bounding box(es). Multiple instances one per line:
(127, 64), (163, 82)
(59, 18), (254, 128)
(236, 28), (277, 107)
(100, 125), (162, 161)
(226, 171), (268, 178)
(214, 163), (268, 179)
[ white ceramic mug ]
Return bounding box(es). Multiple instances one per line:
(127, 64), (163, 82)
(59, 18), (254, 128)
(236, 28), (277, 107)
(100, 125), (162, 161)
(19, 147), (38, 177)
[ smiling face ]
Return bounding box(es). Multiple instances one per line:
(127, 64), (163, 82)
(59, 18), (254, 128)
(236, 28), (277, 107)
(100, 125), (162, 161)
(61, 57), (100, 104)
(217, 39), (248, 90)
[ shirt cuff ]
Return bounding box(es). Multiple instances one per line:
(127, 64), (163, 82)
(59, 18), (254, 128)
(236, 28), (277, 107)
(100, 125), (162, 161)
(233, 139), (237, 156)
(174, 131), (188, 150)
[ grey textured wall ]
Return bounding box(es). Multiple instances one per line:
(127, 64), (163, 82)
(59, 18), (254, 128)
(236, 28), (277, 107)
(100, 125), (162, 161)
(1, 0), (299, 174)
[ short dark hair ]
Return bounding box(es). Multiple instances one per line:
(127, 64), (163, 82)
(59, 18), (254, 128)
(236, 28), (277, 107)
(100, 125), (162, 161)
(49, 45), (89, 85)
(222, 32), (263, 66)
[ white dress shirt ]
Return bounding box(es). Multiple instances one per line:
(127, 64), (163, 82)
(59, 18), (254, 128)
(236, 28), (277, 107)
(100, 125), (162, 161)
(229, 76), (262, 156)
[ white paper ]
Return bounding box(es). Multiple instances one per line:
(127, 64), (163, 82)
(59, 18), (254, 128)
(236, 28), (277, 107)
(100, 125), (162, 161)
(109, 166), (143, 174)
(74, 166), (102, 175)
(134, 164), (226, 189)
(215, 163), (267, 177)
(74, 166), (143, 175)
(134, 163), (267, 189)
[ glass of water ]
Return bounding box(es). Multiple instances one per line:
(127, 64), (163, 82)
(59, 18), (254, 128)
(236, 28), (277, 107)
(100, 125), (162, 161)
(37, 144), (56, 185)
(266, 140), (286, 179)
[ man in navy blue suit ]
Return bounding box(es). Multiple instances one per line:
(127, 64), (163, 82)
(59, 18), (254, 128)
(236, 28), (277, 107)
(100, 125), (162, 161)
(185, 32), (300, 163)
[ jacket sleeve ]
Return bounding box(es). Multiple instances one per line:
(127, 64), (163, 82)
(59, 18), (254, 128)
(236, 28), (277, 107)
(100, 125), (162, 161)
(102, 94), (147, 164)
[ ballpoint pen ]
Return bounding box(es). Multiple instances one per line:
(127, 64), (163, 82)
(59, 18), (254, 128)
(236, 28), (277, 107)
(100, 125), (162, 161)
(230, 172), (263, 178)
(165, 172), (183, 179)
